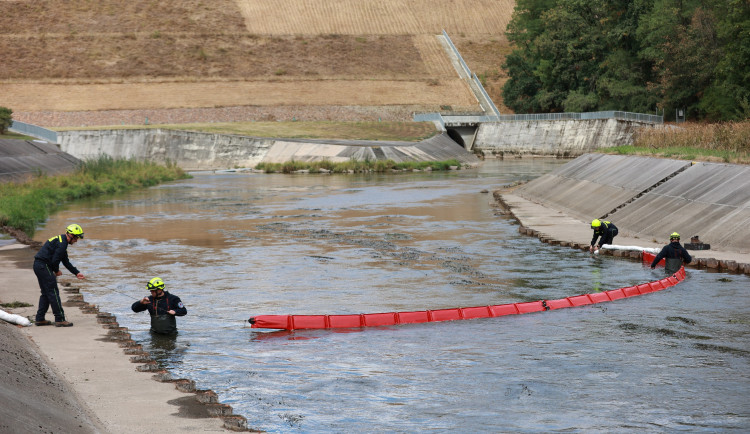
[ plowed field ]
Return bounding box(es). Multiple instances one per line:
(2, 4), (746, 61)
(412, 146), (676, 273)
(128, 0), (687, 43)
(0, 0), (514, 126)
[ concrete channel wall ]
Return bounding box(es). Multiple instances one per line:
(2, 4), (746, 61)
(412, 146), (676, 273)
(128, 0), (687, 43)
(57, 130), (479, 170)
(0, 139), (81, 182)
(474, 118), (645, 157)
(514, 153), (750, 254)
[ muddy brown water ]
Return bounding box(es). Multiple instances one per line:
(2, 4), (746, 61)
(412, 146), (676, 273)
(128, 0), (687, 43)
(37, 159), (749, 432)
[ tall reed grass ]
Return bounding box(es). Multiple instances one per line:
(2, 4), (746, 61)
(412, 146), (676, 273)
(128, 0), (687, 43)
(255, 159), (463, 174)
(609, 120), (750, 164)
(0, 156), (189, 237)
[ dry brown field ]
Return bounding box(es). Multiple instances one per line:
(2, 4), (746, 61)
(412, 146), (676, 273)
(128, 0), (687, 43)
(0, 0), (515, 127)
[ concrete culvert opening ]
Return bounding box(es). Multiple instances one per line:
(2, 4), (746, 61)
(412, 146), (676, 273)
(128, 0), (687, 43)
(446, 128), (466, 148)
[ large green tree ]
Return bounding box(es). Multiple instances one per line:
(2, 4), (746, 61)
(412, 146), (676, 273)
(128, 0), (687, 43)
(502, 0), (749, 121)
(700, 0), (750, 120)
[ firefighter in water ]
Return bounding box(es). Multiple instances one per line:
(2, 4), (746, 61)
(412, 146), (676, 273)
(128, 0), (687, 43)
(131, 277), (187, 334)
(589, 219), (618, 253)
(651, 232), (692, 275)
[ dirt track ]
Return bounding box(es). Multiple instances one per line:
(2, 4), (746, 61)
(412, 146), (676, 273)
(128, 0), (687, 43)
(13, 104), (432, 128)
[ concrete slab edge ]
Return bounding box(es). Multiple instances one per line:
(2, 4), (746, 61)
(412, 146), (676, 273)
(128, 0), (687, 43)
(493, 192), (750, 276)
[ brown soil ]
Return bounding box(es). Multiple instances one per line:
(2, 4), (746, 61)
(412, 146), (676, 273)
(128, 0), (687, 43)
(1, 0), (515, 125)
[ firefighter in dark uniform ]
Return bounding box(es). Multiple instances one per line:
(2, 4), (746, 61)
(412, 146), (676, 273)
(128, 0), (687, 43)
(651, 232), (692, 275)
(131, 277), (187, 334)
(590, 219), (619, 253)
(33, 224), (86, 327)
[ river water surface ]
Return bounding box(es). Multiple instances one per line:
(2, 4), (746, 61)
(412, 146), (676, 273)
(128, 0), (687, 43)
(39, 159), (749, 432)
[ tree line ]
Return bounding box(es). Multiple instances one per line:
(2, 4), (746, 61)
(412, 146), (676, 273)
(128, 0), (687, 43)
(502, 0), (749, 121)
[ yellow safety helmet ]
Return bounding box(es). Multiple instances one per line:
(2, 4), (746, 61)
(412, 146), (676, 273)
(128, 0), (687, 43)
(670, 232), (680, 240)
(66, 223), (84, 238)
(591, 219), (602, 229)
(147, 277), (165, 292)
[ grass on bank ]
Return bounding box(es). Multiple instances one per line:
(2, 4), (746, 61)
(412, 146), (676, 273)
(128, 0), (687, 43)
(0, 131), (34, 140)
(605, 120), (750, 164)
(0, 156), (190, 237)
(56, 121), (440, 142)
(255, 159), (463, 174)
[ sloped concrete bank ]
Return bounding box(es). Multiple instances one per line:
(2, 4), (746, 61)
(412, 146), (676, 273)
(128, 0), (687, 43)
(0, 138), (80, 182)
(0, 243), (252, 432)
(57, 129), (479, 170)
(474, 118), (648, 157)
(494, 153), (750, 274)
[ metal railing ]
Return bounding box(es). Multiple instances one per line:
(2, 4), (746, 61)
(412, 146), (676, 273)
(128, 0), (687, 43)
(441, 30), (501, 117)
(415, 111), (663, 125)
(9, 120), (58, 142)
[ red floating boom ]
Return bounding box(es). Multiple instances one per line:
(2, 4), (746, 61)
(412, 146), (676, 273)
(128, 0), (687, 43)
(248, 251), (684, 330)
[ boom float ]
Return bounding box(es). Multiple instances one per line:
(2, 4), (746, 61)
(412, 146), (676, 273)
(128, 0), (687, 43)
(248, 251), (684, 330)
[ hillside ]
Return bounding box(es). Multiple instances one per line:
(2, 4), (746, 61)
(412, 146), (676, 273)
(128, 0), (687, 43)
(0, 0), (514, 127)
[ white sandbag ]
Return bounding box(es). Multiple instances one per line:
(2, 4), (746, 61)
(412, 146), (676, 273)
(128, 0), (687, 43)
(0, 309), (32, 327)
(601, 244), (660, 254)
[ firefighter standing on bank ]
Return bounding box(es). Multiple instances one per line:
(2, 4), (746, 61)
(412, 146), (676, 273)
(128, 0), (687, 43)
(33, 224), (86, 327)
(131, 277), (187, 334)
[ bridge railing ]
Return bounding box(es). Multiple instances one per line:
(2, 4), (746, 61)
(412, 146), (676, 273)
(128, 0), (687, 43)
(9, 120), (59, 142)
(415, 111), (663, 125)
(441, 30), (501, 117)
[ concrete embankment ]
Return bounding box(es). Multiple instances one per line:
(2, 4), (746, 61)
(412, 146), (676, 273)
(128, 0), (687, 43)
(0, 244), (248, 432)
(57, 129), (479, 170)
(474, 118), (647, 157)
(495, 153), (750, 273)
(0, 138), (80, 182)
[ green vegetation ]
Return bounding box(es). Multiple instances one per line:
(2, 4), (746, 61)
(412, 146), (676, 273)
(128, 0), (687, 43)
(56, 121), (440, 142)
(0, 106), (12, 134)
(255, 159), (464, 174)
(0, 301), (33, 308)
(603, 120), (750, 164)
(0, 156), (190, 237)
(0, 131), (33, 140)
(503, 0), (750, 121)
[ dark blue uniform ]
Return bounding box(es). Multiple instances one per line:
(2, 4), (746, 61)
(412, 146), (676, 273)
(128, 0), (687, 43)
(131, 291), (187, 334)
(651, 241), (692, 275)
(591, 221), (618, 248)
(34, 234), (80, 322)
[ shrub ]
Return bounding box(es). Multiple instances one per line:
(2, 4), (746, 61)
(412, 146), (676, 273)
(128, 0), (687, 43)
(0, 106), (12, 135)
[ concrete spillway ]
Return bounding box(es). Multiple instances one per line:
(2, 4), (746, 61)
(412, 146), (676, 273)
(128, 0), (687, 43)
(57, 130), (479, 170)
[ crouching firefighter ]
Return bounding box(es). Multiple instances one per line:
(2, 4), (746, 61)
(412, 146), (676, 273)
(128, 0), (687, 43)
(131, 277), (187, 334)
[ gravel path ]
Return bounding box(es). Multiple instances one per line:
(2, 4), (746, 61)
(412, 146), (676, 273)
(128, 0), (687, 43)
(14, 105), (426, 128)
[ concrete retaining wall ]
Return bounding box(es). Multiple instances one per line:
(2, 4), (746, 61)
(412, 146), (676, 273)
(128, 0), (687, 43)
(515, 154), (750, 253)
(474, 118), (646, 157)
(58, 129), (275, 171)
(57, 130), (479, 170)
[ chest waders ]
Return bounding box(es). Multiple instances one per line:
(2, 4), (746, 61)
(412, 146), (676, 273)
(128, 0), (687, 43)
(150, 314), (178, 334)
(665, 258), (683, 275)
